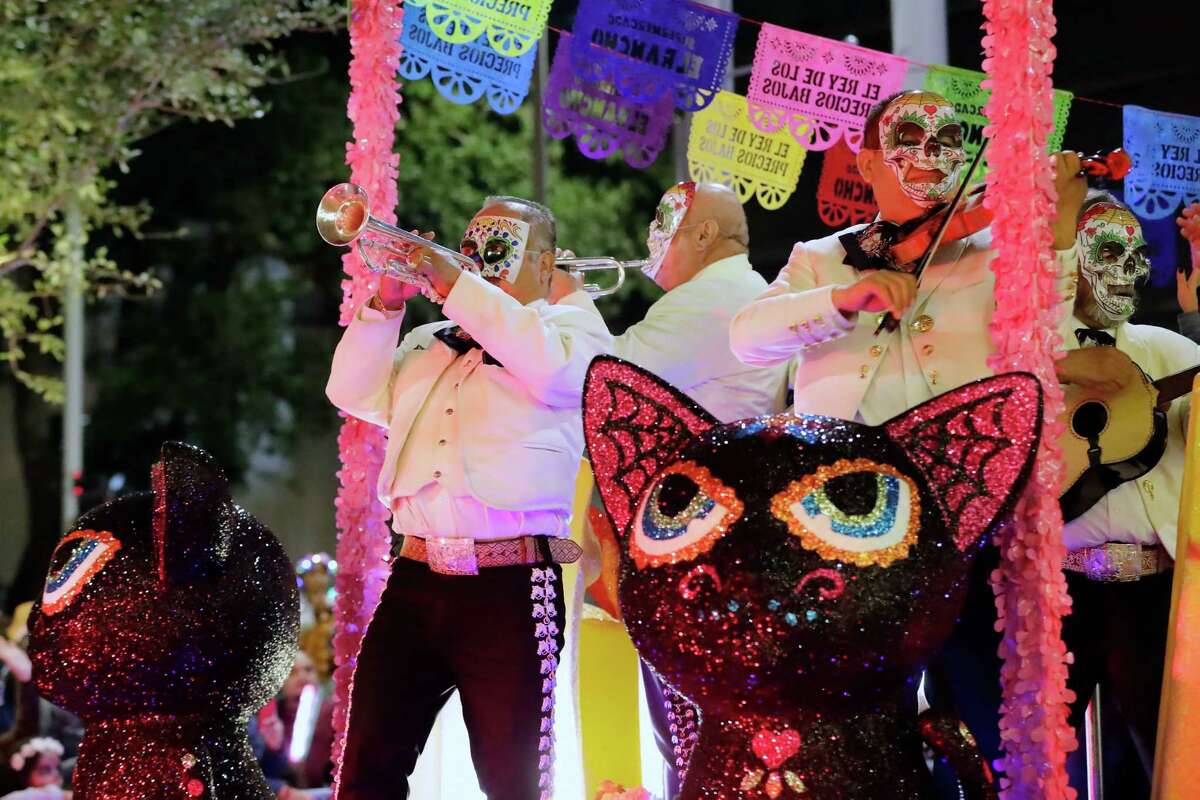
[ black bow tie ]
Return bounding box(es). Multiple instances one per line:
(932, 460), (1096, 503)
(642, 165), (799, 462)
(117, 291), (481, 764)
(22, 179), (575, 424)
(433, 326), (502, 367)
(839, 213), (936, 272)
(1075, 327), (1117, 347)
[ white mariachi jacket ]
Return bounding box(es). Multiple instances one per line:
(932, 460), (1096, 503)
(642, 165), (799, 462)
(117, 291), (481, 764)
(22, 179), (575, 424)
(326, 271), (613, 515)
(1060, 315), (1200, 558)
(613, 254), (789, 423)
(729, 225), (1081, 422)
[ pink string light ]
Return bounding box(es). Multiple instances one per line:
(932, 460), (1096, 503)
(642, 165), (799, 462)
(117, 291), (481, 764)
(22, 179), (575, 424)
(330, 0), (404, 780)
(981, 1), (1076, 796)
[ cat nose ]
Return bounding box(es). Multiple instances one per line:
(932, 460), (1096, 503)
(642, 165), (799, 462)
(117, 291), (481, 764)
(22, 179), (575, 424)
(794, 568), (845, 601)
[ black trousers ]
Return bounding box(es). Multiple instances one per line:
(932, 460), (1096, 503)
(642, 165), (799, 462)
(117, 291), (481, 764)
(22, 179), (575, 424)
(639, 661), (692, 800)
(927, 548), (1173, 799)
(1061, 569), (1173, 798)
(336, 555), (566, 800)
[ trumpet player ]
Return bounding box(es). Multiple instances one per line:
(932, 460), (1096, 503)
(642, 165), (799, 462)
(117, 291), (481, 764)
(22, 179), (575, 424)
(325, 195), (611, 800)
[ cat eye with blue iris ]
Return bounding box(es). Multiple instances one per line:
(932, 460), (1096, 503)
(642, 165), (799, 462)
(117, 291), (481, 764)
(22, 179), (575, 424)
(631, 461), (743, 570)
(770, 459), (920, 568)
(42, 530), (122, 616)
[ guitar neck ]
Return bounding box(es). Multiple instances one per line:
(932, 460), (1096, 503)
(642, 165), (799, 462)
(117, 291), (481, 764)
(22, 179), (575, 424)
(1154, 364), (1200, 405)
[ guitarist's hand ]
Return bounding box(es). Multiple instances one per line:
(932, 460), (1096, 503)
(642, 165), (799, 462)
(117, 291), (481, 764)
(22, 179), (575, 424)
(1055, 347), (1140, 394)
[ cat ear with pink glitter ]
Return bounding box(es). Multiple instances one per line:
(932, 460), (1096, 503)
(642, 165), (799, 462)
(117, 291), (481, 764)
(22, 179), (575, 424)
(583, 357), (719, 539)
(883, 373), (1043, 550)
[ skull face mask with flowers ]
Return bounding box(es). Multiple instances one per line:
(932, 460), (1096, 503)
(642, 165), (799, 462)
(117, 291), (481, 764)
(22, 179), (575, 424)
(1076, 202), (1150, 325)
(459, 215), (532, 284)
(878, 92), (967, 209)
(644, 181), (697, 282)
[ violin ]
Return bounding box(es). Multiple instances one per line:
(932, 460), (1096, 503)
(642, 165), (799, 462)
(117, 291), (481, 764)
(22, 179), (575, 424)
(874, 146), (1131, 334)
(887, 148), (1131, 270)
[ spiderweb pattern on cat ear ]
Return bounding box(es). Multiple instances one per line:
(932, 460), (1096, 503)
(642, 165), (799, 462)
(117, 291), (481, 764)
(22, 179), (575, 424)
(883, 373), (1042, 550)
(583, 357), (719, 538)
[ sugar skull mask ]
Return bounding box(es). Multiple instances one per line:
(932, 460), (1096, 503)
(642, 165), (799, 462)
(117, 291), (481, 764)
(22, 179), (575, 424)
(460, 215), (532, 284)
(1077, 202), (1149, 324)
(878, 93), (966, 208)
(645, 181), (696, 281)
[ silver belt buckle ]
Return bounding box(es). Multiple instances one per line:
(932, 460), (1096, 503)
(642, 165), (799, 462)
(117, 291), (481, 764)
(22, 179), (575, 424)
(426, 537), (479, 575)
(1084, 544), (1140, 582)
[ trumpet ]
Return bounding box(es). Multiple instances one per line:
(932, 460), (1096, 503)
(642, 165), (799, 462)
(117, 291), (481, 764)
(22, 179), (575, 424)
(316, 183), (476, 291)
(557, 257), (649, 298)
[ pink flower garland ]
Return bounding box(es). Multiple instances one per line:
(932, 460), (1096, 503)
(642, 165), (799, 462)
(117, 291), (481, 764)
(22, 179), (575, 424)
(330, 0), (404, 776)
(980, 1), (1076, 797)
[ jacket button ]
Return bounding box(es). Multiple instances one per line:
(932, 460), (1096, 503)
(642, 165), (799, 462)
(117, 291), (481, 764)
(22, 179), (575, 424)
(869, 345), (882, 357)
(928, 369), (939, 385)
(859, 364), (869, 379)
(438, 439), (447, 446)
(433, 470), (442, 479)
(921, 344), (934, 356)
(445, 408), (454, 415)
(911, 314), (934, 333)
(1142, 479), (1155, 499)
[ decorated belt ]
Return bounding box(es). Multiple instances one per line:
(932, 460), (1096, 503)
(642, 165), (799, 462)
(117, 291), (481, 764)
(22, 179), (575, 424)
(397, 534), (581, 576)
(1062, 543), (1172, 583)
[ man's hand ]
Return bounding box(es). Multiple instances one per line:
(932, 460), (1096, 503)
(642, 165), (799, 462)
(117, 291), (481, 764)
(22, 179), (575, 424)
(1055, 346), (1141, 394)
(413, 234), (464, 299)
(377, 230), (434, 310)
(831, 271), (917, 319)
(259, 706), (285, 752)
(1052, 151), (1088, 250)
(1177, 203), (1200, 314)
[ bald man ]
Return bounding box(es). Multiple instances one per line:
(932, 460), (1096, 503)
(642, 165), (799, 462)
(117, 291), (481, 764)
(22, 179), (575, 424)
(602, 183), (787, 797)
(614, 181), (788, 422)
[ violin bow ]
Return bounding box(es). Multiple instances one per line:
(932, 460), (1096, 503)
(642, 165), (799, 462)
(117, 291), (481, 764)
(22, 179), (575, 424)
(874, 137), (991, 336)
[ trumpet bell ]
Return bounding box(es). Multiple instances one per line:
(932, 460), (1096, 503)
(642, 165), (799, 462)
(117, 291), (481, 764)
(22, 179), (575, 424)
(316, 183), (370, 246)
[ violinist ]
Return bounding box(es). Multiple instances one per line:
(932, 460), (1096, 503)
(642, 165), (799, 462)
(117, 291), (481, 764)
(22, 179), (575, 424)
(729, 89), (1086, 426)
(729, 89), (1088, 790)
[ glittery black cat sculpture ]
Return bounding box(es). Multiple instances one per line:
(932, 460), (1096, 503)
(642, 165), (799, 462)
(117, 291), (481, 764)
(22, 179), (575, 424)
(28, 442), (299, 800)
(583, 357), (1043, 800)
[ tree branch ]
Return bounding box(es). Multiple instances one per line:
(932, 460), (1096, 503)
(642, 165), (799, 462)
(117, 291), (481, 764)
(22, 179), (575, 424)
(0, 258), (34, 277)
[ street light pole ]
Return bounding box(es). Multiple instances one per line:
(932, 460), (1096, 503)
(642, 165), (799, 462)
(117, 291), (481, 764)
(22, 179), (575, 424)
(531, 29), (550, 206)
(889, 0), (949, 65)
(61, 200), (84, 529)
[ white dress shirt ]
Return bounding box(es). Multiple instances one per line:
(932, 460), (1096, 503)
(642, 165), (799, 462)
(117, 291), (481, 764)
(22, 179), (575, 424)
(730, 226), (1081, 424)
(613, 254), (788, 422)
(326, 271), (613, 541)
(1061, 315), (1199, 557)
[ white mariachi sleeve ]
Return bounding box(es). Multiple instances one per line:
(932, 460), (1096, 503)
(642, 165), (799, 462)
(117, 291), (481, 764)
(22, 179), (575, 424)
(325, 297), (420, 429)
(730, 241), (855, 367)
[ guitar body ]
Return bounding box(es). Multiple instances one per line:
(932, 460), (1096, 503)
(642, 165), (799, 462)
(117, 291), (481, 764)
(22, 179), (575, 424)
(1058, 364), (1167, 522)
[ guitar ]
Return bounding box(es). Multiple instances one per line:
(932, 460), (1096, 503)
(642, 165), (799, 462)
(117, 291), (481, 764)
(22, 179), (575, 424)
(1059, 361), (1200, 522)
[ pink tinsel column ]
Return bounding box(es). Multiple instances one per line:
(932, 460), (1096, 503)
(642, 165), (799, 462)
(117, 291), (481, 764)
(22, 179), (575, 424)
(330, 0), (404, 779)
(981, 1), (1076, 797)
